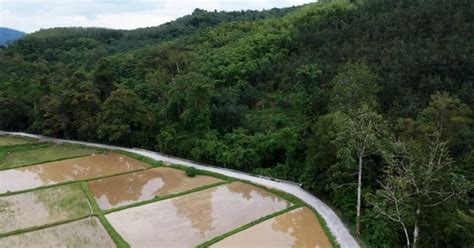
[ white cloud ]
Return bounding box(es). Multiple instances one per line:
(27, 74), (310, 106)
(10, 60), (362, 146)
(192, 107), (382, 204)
(0, 0), (317, 33)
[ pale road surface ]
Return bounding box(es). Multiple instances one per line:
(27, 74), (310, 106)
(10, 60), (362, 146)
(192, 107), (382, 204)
(0, 131), (360, 248)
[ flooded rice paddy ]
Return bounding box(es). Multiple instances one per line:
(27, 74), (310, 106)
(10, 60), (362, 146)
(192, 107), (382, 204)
(211, 207), (333, 248)
(88, 167), (223, 209)
(0, 144), (97, 170)
(0, 136), (34, 146)
(106, 182), (292, 247)
(0, 184), (91, 234)
(0, 137), (334, 247)
(0, 217), (116, 248)
(0, 153), (150, 194)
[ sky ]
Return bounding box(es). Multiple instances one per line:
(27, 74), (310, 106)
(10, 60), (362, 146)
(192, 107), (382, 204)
(0, 0), (316, 33)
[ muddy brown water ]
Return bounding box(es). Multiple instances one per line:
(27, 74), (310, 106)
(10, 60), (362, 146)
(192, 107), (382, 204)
(0, 184), (91, 234)
(211, 207), (333, 248)
(106, 181), (292, 248)
(0, 217), (116, 248)
(0, 153), (150, 193)
(88, 167), (223, 210)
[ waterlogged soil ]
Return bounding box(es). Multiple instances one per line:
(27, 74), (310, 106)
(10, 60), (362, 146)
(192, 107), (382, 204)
(0, 184), (91, 234)
(0, 136), (34, 146)
(0, 217), (116, 248)
(1, 144), (96, 169)
(88, 167), (223, 209)
(211, 207), (333, 248)
(0, 153), (150, 193)
(106, 182), (292, 247)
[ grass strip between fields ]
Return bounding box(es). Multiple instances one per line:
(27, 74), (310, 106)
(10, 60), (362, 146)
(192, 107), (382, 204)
(196, 178), (340, 248)
(0, 215), (92, 239)
(0, 167), (149, 197)
(196, 204), (302, 248)
(80, 182), (131, 248)
(0, 141), (341, 248)
(103, 181), (229, 214)
(0, 142), (105, 171)
(0, 135), (38, 147)
(0, 142), (50, 165)
(234, 179), (340, 247)
(0, 182), (93, 239)
(112, 150), (340, 247)
(113, 150), (236, 182)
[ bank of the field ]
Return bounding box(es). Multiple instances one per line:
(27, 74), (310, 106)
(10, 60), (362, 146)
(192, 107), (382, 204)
(0, 131), (360, 248)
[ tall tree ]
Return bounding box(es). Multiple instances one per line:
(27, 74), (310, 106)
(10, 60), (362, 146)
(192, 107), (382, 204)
(329, 62), (388, 235)
(369, 133), (466, 247)
(93, 58), (117, 100)
(333, 105), (389, 235)
(97, 89), (147, 145)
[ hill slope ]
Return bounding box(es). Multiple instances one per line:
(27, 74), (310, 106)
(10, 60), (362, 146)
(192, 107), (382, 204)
(0, 27), (26, 46)
(0, 1), (472, 247)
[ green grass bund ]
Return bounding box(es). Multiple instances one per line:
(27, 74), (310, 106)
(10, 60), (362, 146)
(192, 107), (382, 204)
(196, 205), (302, 247)
(0, 141), (340, 247)
(103, 181), (229, 214)
(80, 182), (131, 248)
(0, 142), (103, 171)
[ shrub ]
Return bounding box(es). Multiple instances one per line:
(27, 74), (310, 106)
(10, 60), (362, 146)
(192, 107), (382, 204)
(185, 166), (198, 177)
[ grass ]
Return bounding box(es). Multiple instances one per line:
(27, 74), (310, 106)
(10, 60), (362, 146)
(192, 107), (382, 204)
(0, 135), (36, 146)
(0, 166), (148, 198)
(195, 181), (340, 247)
(185, 166), (198, 177)
(0, 140), (341, 247)
(108, 152), (340, 247)
(196, 205), (302, 248)
(112, 150), (164, 168)
(103, 181), (229, 214)
(0, 215), (91, 239)
(35, 184), (92, 218)
(0, 184), (92, 237)
(0, 143), (50, 166)
(80, 182), (131, 248)
(0, 143), (98, 170)
(167, 164), (235, 182)
(0, 217), (118, 247)
(220, 178), (340, 247)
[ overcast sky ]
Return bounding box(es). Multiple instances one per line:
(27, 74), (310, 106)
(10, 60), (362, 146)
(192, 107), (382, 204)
(0, 0), (316, 33)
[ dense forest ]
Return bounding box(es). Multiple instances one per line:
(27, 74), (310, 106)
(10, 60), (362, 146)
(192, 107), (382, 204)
(0, 0), (473, 247)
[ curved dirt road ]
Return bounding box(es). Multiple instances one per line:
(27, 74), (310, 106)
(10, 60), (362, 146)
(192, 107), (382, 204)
(0, 131), (359, 248)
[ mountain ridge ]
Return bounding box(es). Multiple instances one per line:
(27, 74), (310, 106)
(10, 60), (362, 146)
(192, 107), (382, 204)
(0, 27), (26, 46)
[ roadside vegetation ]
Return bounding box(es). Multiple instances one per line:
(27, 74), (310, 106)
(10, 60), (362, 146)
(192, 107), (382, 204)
(185, 166), (198, 177)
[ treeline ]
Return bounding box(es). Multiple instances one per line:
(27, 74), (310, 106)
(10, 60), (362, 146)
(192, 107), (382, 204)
(0, 0), (473, 247)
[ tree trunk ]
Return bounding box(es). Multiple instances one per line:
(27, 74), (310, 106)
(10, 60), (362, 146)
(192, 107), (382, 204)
(34, 103), (38, 122)
(413, 208), (420, 248)
(402, 226), (410, 248)
(356, 154), (363, 236)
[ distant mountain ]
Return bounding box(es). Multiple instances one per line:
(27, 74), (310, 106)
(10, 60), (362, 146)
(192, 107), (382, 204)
(0, 28), (26, 46)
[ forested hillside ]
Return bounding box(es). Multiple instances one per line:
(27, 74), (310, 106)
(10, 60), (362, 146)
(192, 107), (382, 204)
(0, 0), (473, 247)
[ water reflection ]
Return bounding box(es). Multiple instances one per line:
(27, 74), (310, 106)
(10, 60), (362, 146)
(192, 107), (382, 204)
(88, 167), (222, 209)
(106, 182), (292, 248)
(0, 153), (150, 193)
(211, 207), (333, 248)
